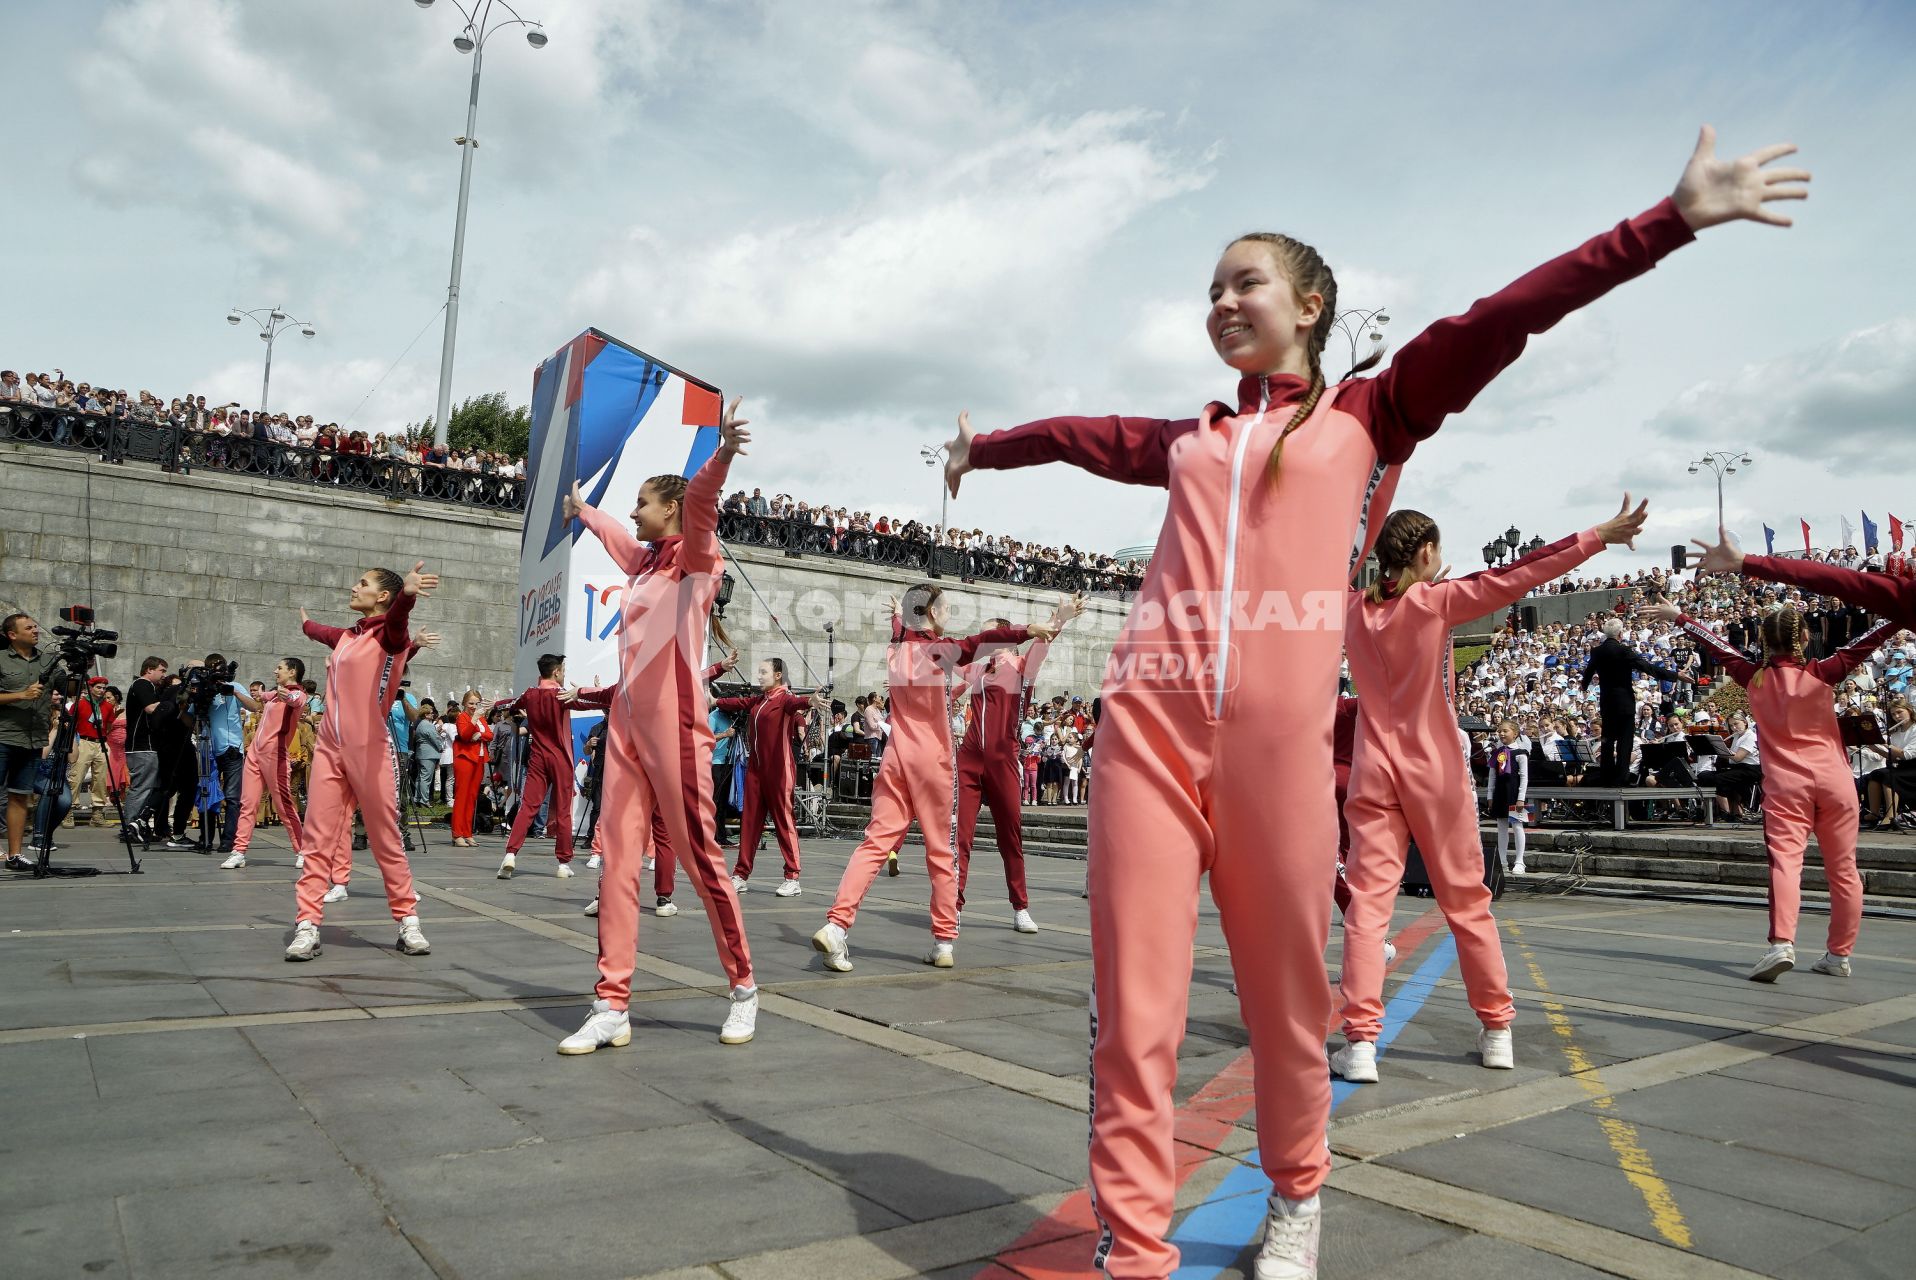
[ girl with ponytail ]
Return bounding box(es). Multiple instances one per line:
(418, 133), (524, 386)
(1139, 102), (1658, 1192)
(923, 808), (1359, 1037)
(1333, 496), (1645, 1088)
(939, 129), (1809, 1277)
(1646, 599), (1897, 984)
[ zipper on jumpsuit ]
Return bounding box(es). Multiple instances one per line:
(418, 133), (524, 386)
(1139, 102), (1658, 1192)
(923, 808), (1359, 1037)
(1212, 377), (1268, 719)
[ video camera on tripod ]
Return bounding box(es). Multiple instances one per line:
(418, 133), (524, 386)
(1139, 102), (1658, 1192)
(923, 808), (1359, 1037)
(182, 656), (240, 718)
(22, 605), (142, 877)
(49, 604), (118, 686)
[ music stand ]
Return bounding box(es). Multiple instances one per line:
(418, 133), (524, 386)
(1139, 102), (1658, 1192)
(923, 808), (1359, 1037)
(1637, 741), (1695, 786)
(1839, 715), (1886, 750)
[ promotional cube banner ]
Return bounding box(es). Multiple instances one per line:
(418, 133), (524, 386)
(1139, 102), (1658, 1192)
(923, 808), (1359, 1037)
(516, 329), (723, 758)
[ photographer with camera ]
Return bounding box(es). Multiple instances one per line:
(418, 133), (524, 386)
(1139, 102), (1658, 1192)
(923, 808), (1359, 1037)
(189, 653), (248, 853)
(121, 656), (171, 843)
(0, 613), (65, 871)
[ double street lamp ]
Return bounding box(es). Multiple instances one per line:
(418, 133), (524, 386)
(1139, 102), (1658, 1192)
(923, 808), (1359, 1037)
(1483, 524), (1545, 568)
(225, 306), (316, 413)
(416, 0), (549, 448)
(1687, 450), (1753, 529)
(1330, 306), (1390, 380)
(921, 443), (950, 534)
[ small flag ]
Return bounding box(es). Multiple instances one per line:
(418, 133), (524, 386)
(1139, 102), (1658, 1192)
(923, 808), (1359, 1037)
(1863, 512), (1880, 555)
(1763, 524), (1776, 556)
(1840, 515), (1855, 549)
(1802, 519), (1812, 554)
(1893, 514), (1906, 553)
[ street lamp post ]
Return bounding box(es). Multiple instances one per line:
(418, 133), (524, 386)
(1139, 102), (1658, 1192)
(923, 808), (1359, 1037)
(920, 444), (949, 534)
(225, 306), (317, 413)
(416, 0), (549, 448)
(1687, 450), (1753, 530)
(1329, 306), (1390, 380)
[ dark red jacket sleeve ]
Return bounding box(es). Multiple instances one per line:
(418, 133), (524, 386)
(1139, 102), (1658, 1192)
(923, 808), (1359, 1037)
(967, 416), (1199, 488)
(1743, 556), (1916, 630)
(1678, 615), (1756, 687)
(1809, 619), (1901, 686)
(301, 618), (348, 650)
(374, 588), (416, 655)
(1342, 200), (1696, 464)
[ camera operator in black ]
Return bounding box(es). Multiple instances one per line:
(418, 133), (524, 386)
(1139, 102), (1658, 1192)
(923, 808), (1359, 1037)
(153, 668), (199, 849)
(122, 656), (172, 842)
(0, 613), (65, 871)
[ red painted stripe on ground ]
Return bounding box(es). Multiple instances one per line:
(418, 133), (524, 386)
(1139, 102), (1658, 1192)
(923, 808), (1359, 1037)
(982, 904), (1449, 1278)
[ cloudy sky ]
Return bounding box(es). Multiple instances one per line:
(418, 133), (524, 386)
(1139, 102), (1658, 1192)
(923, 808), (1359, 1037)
(5, 0), (1913, 572)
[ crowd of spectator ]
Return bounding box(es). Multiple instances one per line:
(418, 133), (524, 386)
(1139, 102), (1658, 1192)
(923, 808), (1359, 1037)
(1450, 564), (1916, 823)
(0, 367), (525, 506)
(720, 486), (1146, 593)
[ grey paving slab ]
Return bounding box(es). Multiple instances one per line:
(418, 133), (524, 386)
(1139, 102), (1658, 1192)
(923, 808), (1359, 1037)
(381, 1124), (905, 1279)
(0, 1035), (96, 1100)
(0, 1196), (128, 1279)
(1712, 1039), (1916, 1108)
(1361, 1230), (1627, 1279)
(1490, 1107), (1916, 1230)
(1776, 1206), (1916, 1280)
(1383, 1130), (1855, 1271)
(731, 1101), (1076, 1223)
(1592, 1073), (1916, 1188)
(83, 1025), (285, 1099)
(114, 1165), (435, 1280)
(1868, 1016), (1916, 1049)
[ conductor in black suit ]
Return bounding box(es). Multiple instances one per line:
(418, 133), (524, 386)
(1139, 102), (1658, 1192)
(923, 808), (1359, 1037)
(1581, 617), (1689, 784)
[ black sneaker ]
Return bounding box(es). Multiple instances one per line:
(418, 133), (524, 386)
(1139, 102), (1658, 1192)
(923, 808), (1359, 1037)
(165, 837), (195, 851)
(4, 855), (36, 872)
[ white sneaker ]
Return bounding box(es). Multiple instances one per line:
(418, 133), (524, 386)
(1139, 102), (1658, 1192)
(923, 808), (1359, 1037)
(1511, 860), (1526, 876)
(654, 898), (678, 917)
(1013, 908), (1039, 934)
(719, 985), (758, 1045)
(1329, 1039), (1378, 1083)
(586, 853), (602, 870)
(644, 855), (656, 873)
(1810, 951), (1852, 978)
(731, 874), (749, 894)
(321, 883), (348, 904)
(925, 940), (955, 969)
(1478, 1027), (1514, 1069)
(583, 897), (599, 917)
(284, 921), (321, 962)
(397, 915), (431, 955)
(556, 863), (576, 879)
(497, 852), (516, 880)
(219, 852), (246, 870)
(774, 878), (802, 898)
(294, 852), (305, 870)
(811, 922), (853, 972)
(1253, 1193), (1321, 1279)
(1383, 939), (1397, 966)
(1748, 942), (1795, 983)
(557, 998), (630, 1055)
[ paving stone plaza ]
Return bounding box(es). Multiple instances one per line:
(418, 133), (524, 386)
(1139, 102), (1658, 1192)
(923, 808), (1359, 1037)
(3, 824), (1911, 1280)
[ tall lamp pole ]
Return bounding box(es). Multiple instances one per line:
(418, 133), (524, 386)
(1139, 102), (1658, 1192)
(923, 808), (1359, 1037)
(1687, 450), (1753, 530)
(920, 443), (949, 535)
(1329, 306), (1390, 380)
(226, 306), (316, 413)
(416, 0), (548, 448)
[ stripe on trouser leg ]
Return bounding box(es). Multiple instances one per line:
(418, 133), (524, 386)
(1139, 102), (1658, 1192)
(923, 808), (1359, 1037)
(1088, 971), (1115, 1272)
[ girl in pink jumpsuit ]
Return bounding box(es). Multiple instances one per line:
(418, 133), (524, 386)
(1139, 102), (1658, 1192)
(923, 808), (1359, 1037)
(558, 401), (758, 1052)
(811, 589), (1066, 971)
(944, 130), (1808, 1277)
(1649, 601), (1896, 981)
(226, 657), (308, 866)
(285, 563), (438, 962)
(1333, 501), (1642, 1086)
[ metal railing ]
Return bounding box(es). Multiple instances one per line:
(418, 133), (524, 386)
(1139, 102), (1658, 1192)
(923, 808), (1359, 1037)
(0, 403), (525, 512)
(716, 512), (1146, 598)
(2, 403), (1150, 586)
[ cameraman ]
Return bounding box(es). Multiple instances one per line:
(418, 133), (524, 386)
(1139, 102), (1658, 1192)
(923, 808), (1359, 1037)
(121, 656), (172, 842)
(198, 653), (248, 853)
(1, 613), (64, 870)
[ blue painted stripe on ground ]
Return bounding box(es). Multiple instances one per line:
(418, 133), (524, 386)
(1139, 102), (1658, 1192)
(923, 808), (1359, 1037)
(1166, 934), (1462, 1278)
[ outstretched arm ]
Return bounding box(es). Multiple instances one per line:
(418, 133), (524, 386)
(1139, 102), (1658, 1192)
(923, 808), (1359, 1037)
(1427, 528), (1606, 627)
(954, 409), (1197, 492)
(1352, 130), (1806, 463)
(299, 605), (348, 651)
(570, 686), (614, 710)
(573, 498), (649, 576)
(683, 396), (745, 576)
(1811, 619), (1901, 685)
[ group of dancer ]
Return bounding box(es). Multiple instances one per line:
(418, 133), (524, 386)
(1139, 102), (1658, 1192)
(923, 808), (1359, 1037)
(258, 127), (1841, 1280)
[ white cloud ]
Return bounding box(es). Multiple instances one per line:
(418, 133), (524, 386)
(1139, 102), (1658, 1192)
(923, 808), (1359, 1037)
(1650, 318), (1916, 466)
